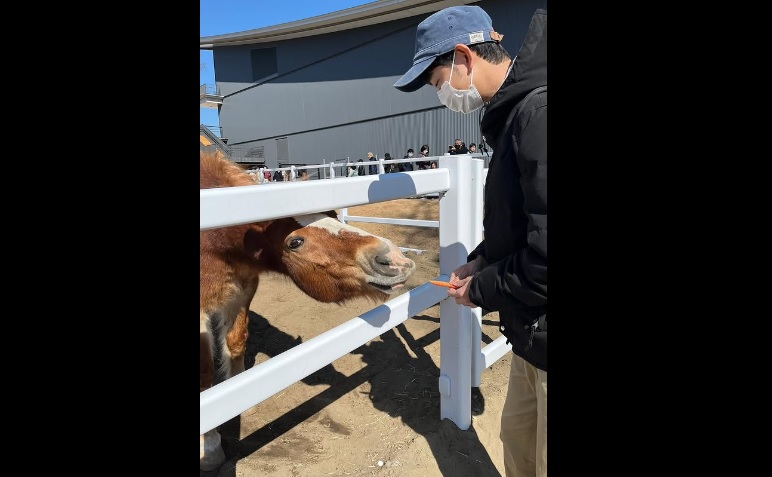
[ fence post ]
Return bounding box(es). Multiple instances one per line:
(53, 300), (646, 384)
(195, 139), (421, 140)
(438, 156), (476, 430)
(469, 158), (485, 387)
(378, 159), (385, 175)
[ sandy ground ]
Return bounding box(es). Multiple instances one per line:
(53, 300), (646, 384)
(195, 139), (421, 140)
(203, 197), (511, 477)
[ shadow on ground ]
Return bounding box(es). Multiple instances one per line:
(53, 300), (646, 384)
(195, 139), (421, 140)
(201, 310), (501, 477)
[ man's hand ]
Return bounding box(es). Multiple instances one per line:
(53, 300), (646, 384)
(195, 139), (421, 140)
(447, 256), (486, 308)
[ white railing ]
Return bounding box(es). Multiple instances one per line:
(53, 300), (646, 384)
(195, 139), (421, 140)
(200, 155), (511, 436)
(249, 153), (491, 184)
(338, 167), (489, 229)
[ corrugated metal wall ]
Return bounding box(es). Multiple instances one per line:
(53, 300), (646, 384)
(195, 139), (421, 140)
(229, 106), (489, 168)
(212, 0), (543, 168)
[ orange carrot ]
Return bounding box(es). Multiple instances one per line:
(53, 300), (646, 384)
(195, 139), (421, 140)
(429, 280), (459, 289)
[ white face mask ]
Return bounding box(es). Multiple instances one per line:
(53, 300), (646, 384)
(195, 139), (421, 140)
(407, 153), (413, 157)
(437, 51), (484, 114)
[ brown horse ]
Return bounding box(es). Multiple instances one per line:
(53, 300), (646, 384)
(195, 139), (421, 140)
(200, 150), (415, 471)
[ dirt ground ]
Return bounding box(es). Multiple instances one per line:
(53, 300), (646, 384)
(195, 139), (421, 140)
(205, 197), (511, 477)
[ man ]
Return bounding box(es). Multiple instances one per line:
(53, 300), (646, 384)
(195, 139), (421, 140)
(400, 148), (415, 172)
(367, 152), (378, 175)
(393, 6), (547, 477)
(450, 138), (468, 155)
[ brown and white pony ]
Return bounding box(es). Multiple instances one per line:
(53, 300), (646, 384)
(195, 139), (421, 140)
(200, 150), (415, 471)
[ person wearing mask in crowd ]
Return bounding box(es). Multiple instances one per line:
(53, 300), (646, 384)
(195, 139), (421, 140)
(401, 148), (415, 172)
(418, 144), (431, 169)
(393, 5), (547, 477)
(367, 152), (378, 175)
(468, 143), (477, 154)
(450, 138), (468, 155)
(383, 153), (396, 173)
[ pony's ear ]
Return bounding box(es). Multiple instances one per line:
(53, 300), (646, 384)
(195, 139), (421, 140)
(251, 220), (274, 233)
(243, 222), (274, 257)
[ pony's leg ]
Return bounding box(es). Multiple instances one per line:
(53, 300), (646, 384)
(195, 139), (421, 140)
(200, 312), (226, 471)
(224, 278), (258, 378)
(225, 307), (248, 376)
(201, 279), (258, 470)
(200, 332), (215, 392)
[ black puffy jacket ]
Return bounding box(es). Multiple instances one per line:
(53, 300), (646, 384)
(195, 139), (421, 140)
(467, 8), (547, 371)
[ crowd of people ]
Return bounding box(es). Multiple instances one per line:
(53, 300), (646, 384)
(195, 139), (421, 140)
(245, 136), (488, 183)
(366, 137), (489, 175)
(244, 166), (309, 183)
(246, 138), (487, 183)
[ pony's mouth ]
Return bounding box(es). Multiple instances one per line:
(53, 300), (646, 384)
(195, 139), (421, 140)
(368, 281), (406, 294)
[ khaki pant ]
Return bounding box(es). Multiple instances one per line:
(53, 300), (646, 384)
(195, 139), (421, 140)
(501, 353), (547, 477)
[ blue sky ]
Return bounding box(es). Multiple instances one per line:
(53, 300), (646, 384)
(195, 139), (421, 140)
(200, 0), (376, 129)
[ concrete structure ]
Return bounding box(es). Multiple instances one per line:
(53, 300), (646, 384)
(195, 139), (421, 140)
(200, 0), (544, 168)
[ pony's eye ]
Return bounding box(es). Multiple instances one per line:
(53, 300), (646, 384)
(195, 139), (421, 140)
(288, 237), (304, 249)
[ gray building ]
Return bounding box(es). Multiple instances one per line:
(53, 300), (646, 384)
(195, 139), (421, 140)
(200, 0), (544, 170)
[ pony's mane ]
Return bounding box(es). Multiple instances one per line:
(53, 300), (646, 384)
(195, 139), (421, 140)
(200, 150), (254, 189)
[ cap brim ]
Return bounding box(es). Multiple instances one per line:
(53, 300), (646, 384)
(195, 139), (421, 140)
(393, 56), (435, 92)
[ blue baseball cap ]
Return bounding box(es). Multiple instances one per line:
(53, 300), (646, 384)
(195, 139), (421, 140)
(394, 5), (496, 93)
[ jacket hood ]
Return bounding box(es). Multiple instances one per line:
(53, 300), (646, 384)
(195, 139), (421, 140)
(480, 9), (547, 136)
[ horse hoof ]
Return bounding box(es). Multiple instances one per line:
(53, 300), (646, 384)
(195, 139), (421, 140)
(200, 431), (226, 471)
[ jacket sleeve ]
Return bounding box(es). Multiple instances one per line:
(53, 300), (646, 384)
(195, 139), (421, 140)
(467, 240), (486, 263)
(468, 102), (547, 311)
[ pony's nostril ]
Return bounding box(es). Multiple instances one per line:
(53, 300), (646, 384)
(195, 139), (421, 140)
(375, 256), (392, 266)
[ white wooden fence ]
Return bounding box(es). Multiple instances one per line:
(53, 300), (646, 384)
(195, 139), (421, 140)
(199, 155), (512, 437)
